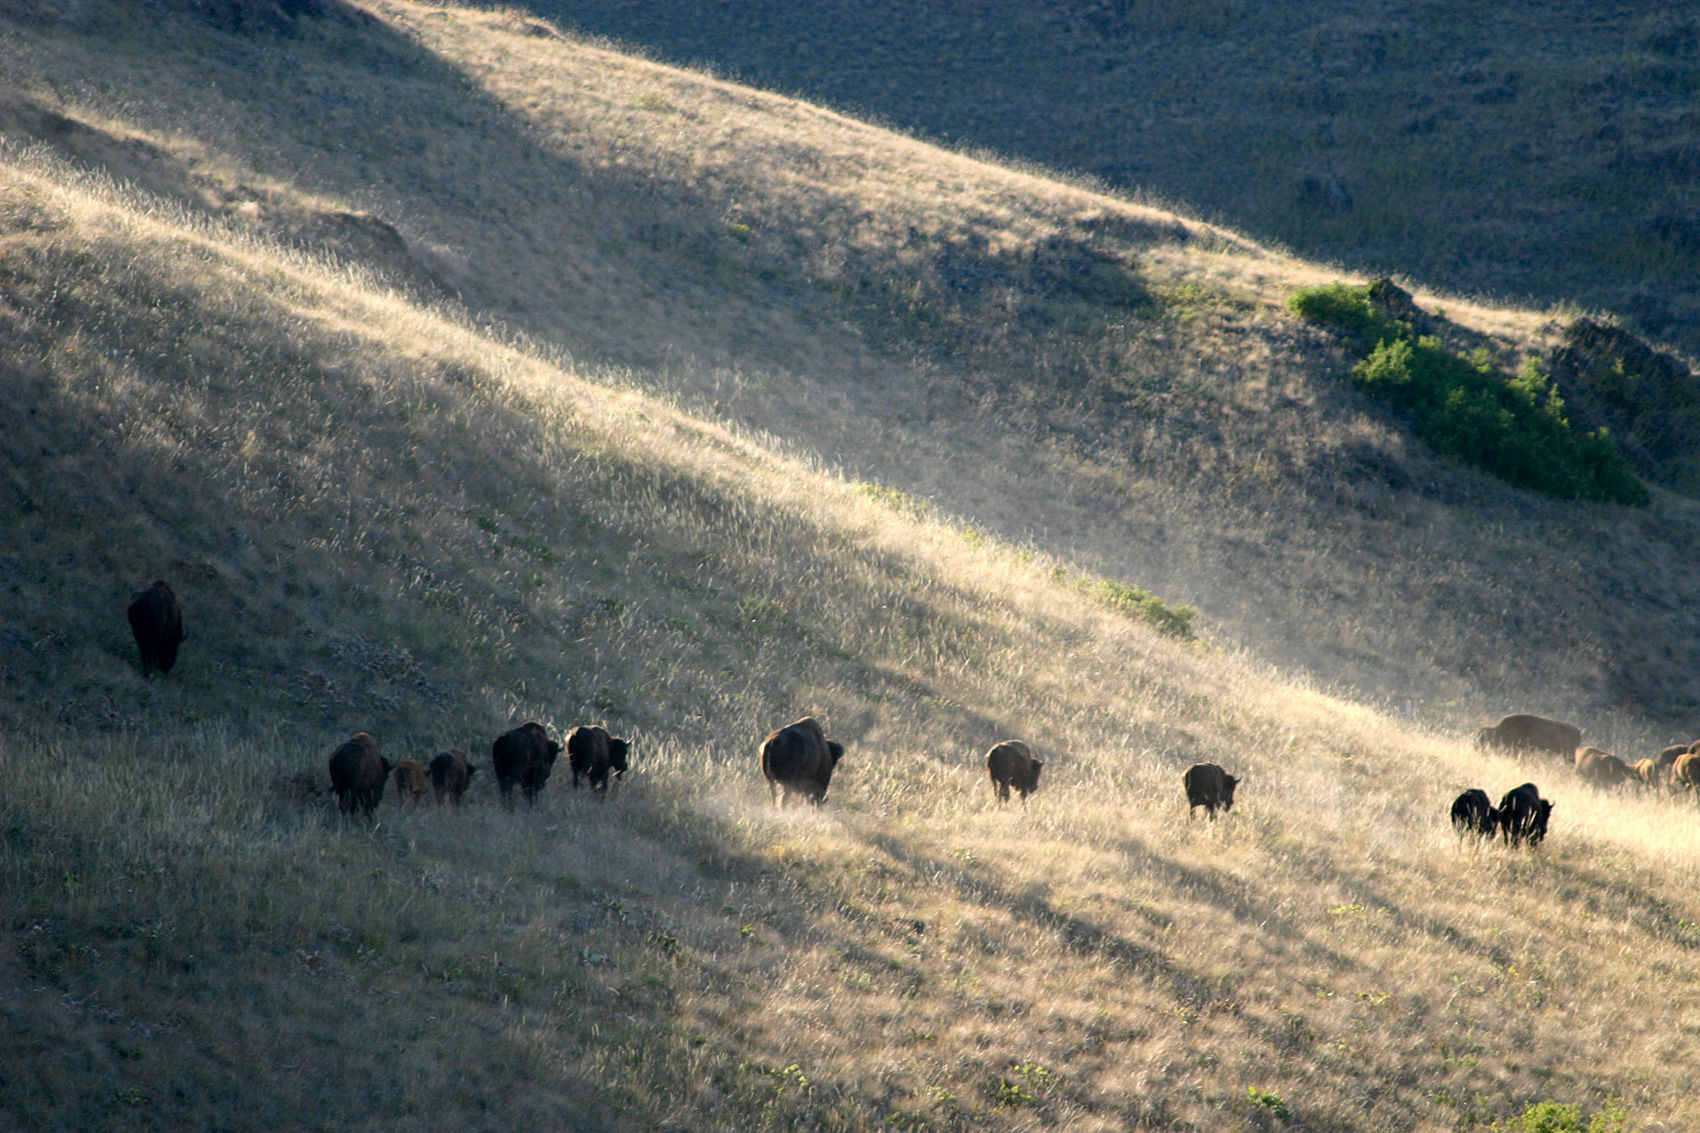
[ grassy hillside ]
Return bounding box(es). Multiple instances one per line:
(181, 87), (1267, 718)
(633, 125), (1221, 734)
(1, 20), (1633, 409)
(6, 5), (1700, 1130)
(522, 0), (1700, 361)
(9, 0), (1700, 723)
(6, 148), (1700, 1133)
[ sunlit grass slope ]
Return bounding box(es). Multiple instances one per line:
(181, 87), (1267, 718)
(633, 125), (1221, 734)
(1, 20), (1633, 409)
(7, 0), (1700, 724)
(5, 140), (1700, 1132)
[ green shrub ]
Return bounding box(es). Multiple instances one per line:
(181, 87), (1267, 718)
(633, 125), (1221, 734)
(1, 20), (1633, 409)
(1493, 1097), (1634, 1133)
(1288, 284), (1648, 505)
(1084, 577), (1196, 640)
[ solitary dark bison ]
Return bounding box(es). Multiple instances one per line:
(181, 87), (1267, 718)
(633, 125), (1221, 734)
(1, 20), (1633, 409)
(1449, 789), (1498, 839)
(1497, 783), (1553, 847)
(1474, 715), (1580, 760)
(986, 740), (1043, 804)
(429, 749), (477, 807)
(1182, 762), (1239, 819)
(492, 723), (561, 809)
(759, 717), (844, 807)
(1670, 753), (1700, 796)
(1575, 748), (1634, 789)
(566, 724), (631, 795)
(392, 759), (428, 807)
(126, 579), (184, 675)
(328, 732), (392, 819)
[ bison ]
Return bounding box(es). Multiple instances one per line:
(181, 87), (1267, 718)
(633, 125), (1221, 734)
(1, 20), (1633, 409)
(1670, 753), (1700, 796)
(1632, 758), (1662, 792)
(1657, 744), (1689, 774)
(491, 722), (561, 809)
(1182, 762), (1239, 819)
(1497, 783), (1553, 847)
(1474, 714), (1581, 760)
(759, 717), (844, 808)
(1449, 789), (1498, 839)
(429, 749), (478, 807)
(1575, 747), (1634, 789)
(126, 579), (184, 675)
(986, 740), (1043, 804)
(392, 759), (428, 807)
(328, 732), (392, 819)
(566, 724), (631, 796)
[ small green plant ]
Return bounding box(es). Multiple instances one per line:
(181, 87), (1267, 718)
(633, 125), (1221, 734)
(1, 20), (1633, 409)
(1247, 1086), (1291, 1122)
(994, 1076), (1034, 1108)
(855, 480), (933, 521)
(1289, 284), (1647, 505)
(1082, 576), (1196, 639)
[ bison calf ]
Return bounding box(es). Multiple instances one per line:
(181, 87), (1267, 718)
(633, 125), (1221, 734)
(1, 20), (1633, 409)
(1182, 762), (1239, 819)
(986, 740), (1043, 804)
(127, 579), (185, 675)
(1449, 789), (1498, 839)
(492, 723), (561, 809)
(566, 724), (631, 796)
(1497, 783), (1553, 847)
(392, 759), (429, 808)
(429, 749), (478, 807)
(328, 732), (392, 819)
(760, 717), (844, 808)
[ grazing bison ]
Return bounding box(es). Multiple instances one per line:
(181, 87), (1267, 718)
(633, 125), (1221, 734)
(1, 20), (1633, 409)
(1670, 753), (1700, 796)
(429, 749), (477, 807)
(328, 732), (392, 819)
(1497, 783), (1553, 847)
(1657, 744), (1689, 773)
(985, 740), (1043, 804)
(392, 759), (428, 807)
(1182, 762), (1240, 819)
(1449, 789), (1498, 839)
(1575, 747), (1634, 789)
(759, 717), (844, 808)
(491, 723), (561, 809)
(566, 724), (631, 795)
(1474, 714), (1581, 760)
(126, 579), (184, 675)
(1632, 758), (1662, 792)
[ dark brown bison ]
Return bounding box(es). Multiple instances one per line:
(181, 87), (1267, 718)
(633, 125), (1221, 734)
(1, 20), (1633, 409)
(566, 724), (630, 795)
(392, 759), (428, 807)
(491, 722), (560, 809)
(1688, 739), (1700, 755)
(1474, 714), (1581, 760)
(1670, 753), (1700, 796)
(985, 740), (1043, 804)
(1497, 783), (1553, 847)
(1449, 789), (1497, 839)
(429, 749), (477, 807)
(1657, 744), (1689, 772)
(1632, 758), (1662, 791)
(328, 732), (392, 819)
(1575, 747), (1634, 789)
(759, 717), (844, 807)
(126, 579), (184, 675)
(1182, 762), (1239, 819)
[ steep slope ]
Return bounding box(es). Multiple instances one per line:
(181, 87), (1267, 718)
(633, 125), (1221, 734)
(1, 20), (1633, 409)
(6, 0), (1700, 725)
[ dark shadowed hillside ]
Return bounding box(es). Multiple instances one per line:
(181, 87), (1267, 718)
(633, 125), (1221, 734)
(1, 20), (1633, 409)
(532, 0), (1700, 359)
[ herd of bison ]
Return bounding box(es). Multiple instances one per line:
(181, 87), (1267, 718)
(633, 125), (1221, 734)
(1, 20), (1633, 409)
(124, 581), (1698, 840)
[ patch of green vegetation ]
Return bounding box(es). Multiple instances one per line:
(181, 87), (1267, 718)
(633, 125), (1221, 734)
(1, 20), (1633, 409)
(1290, 284), (1648, 506)
(1493, 1097), (1633, 1133)
(1081, 576), (1195, 640)
(855, 480), (933, 521)
(1247, 1086), (1291, 1122)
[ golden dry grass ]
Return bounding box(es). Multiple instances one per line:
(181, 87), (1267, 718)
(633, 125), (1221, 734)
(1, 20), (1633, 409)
(2, 5), (1700, 1131)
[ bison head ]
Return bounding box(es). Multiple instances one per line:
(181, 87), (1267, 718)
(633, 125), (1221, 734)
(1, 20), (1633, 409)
(609, 737), (631, 776)
(1025, 760), (1044, 793)
(546, 740), (561, 766)
(1221, 774), (1240, 811)
(1531, 799), (1553, 844)
(828, 741), (845, 765)
(381, 757), (395, 775)
(466, 763), (480, 780)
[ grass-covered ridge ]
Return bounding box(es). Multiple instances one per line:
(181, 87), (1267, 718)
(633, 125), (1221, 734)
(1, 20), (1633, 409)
(1290, 283), (1649, 505)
